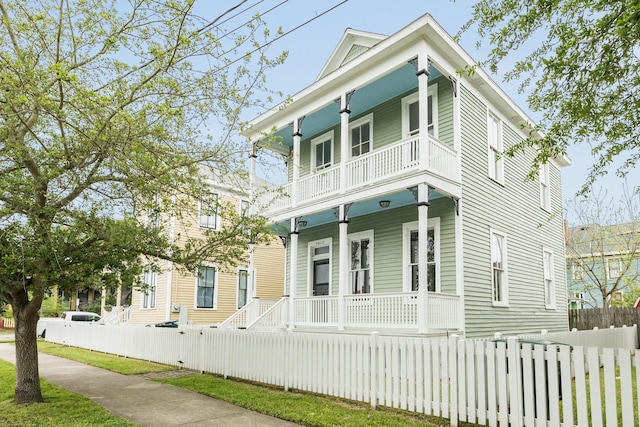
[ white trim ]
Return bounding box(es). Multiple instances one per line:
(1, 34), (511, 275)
(402, 218), (441, 292)
(349, 113), (374, 159)
(237, 268), (249, 309)
(198, 194), (219, 230)
(194, 264), (219, 310)
(401, 84), (438, 138)
(307, 238), (333, 297)
(490, 228), (509, 307)
(347, 229), (374, 294)
(607, 258), (621, 279)
(543, 247), (556, 309)
(310, 130), (334, 171)
(539, 163), (551, 212)
(487, 112), (504, 184)
(141, 268), (157, 310)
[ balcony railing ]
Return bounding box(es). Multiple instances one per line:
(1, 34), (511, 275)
(259, 135), (458, 215)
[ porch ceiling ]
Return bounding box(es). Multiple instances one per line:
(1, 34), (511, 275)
(270, 64), (442, 149)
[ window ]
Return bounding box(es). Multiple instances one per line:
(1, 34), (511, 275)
(199, 194), (219, 229)
(540, 163), (551, 211)
(308, 239), (332, 296)
(401, 85), (438, 138)
(607, 259), (621, 279)
(403, 219), (440, 292)
(311, 131), (333, 171)
(488, 113), (504, 183)
(543, 248), (555, 308)
(145, 195), (161, 228)
(572, 261), (584, 281)
(490, 230), (508, 305)
(196, 265), (217, 309)
(349, 230), (373, 294)
(141, 268), (157, 309)
(237, 269), (248, 309)
(240, 199), (250, 216)
(349, 114), (372, 158)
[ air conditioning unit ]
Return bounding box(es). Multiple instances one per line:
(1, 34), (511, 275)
(171, 302), (180, 313)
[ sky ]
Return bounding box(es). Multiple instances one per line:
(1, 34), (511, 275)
(220, 0), (635, 223)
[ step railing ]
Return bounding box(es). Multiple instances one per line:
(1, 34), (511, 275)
(246, 297), (289, 331)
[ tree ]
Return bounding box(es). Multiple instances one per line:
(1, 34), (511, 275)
(463, 0), (640, 191)
(566, 185), (640, 320)
(0, 0), (284, 404)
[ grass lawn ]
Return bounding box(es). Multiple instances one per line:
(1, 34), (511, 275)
(0, 359), (135, 427)
(0, 329), (14, 335)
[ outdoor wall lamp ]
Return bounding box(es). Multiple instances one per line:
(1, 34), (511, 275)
(379, 200), (391, 208)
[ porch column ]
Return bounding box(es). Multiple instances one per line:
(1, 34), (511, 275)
(417, 183), (431, 334)
(415, 42), (430, 171)
(453, 197), (465, 331)
(338, 91), (353, 194)
(451, 77), (462, 181)
(337, 204), (351, 331)
(291, 117), (304, 206)
(248, 143), (258, 301)
(287, 217), (299, 330)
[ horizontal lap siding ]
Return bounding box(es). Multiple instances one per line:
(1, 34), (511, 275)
(460, 85), (568, 338)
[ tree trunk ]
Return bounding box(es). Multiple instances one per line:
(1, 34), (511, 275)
(12, 296), (44, 404)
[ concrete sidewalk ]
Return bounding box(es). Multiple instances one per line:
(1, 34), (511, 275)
(0, 343), (299, 426)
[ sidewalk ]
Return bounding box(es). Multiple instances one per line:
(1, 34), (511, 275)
(0, 343), (299, 426)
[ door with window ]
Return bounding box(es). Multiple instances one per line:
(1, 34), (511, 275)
(310, 243), (331, 296)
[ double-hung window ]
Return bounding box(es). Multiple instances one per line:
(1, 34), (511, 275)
(199, 194), (219, 229)
(401, 85), (438, 138)
(311, 131), (333, 171)
(349, 230), (373, 294)
(145, 195), (161, 228)
(196, 265), (217, 309)
(403, 219), (440, 292)
(572, 261), (583, 281)
(488, 113), (504, 183)
(141, 268), (157, 309)
(350, 114), (372, 158)
(607, 258), (621, 279)
(491, 229), (508, 305)
(540, 163), (551, 211)
(543, 248), (555, 308)
(237, 269), (248, 309)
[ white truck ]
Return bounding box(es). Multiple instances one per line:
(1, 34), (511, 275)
(36, 311), (101, 338)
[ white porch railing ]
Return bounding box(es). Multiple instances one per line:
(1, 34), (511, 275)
(293, 296), (339, 327)
(247, 297), (289, 331)
(217, 299), (278, 330)
(101, 306), (132, 325)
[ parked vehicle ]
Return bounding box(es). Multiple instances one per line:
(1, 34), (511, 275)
(146, 320), (178, 328)
(37, 311), (101, 338)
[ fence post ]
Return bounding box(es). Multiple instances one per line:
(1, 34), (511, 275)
(284, 330), (291, 392)
(506, 336), (523, 427)
(448, 335), (459, 427)
(370, 331), (379, 409)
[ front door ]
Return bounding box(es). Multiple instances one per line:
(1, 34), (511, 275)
(312, 259), (329, 296)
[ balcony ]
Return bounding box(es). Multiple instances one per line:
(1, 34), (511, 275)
(260, 135), (459, 215)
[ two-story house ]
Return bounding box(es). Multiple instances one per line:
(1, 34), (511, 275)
(241, 13), (570, 338)
(566, 223), (640, 309)
(129, 170), (285, 326)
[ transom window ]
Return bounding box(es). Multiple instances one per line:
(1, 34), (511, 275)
(199, 194), (219, 229)
(349, 230), (373, 294)
(401, 85), (438, 138)
(403, 219), (440, 292)
(491, 229), (508, 305)
(349, 114), (373, 158)
(196, 265), (217, 309)
(488, 113), (504, 183)
(543, 248), (555, 308)
(311, 131), (333, 171)
(141, 268), (157, 309)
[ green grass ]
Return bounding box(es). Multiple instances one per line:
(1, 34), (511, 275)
(0, 329), (14, 335)
(37, 341), (175, 375)
(0, 359), (135, 427)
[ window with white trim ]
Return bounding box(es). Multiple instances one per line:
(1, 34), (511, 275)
(402, 219), (440, 292)
(540, 163), (551, 211)
(543, 248), (555, 308)
(311, 131), (334, 171)
(488, 113), (504, 183)
(572, 261), (584, 281)
(491, 229), (508, 305)
(607, 258), (621, 279)
(199, 194), (219, 229)
(145, 194), (161, 228)
(141, 268), (157, 309)
(237, 269), (248, 309)
(308, 238), (332, 297)
(196, 265), (217, 309)
(401, 85), (438, 138)
(349, 114), (372, 158)
(349, 230), (373, 294)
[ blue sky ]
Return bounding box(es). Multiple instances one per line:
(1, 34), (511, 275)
(226, 0), (632, 222)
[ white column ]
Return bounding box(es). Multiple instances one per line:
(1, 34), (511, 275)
(248, 144), (257, 300)
(416, 42), (430, 171)
(288, 217), (299, 330)
(337, 204), (349, 331)
(417, 183), (430, 334)
(452, 77), (462, 181)
(291, 118), (303, 206)
(453, 197), (465, 332)
(339, 93), (352, 193)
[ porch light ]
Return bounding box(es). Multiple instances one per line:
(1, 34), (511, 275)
(379, 200), (391, 208)
(297, 220), (307, 227)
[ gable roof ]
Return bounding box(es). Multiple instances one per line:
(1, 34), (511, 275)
(316, 28), (387, 81)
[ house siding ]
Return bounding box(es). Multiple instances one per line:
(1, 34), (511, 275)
(459, 85), (568, 338)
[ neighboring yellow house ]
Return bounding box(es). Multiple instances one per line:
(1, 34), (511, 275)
(129, 173), (285, 326)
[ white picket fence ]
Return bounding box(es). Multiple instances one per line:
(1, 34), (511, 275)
(46, 323), (640, 426)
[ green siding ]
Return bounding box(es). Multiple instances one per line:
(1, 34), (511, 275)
(460, 85), (568, 338)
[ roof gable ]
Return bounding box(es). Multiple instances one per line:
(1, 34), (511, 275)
(316, 28), (387, 81)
